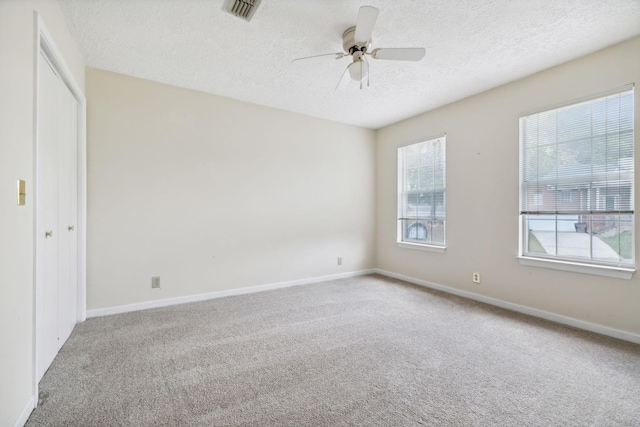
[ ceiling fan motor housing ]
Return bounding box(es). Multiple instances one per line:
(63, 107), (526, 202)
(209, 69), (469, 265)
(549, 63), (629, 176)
(342, 26), (371, 56)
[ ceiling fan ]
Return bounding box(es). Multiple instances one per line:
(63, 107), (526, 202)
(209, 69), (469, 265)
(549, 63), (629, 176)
(293, 6), (426, 89)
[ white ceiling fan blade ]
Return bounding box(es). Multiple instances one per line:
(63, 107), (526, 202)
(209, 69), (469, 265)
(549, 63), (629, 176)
(292, 52), (345, 63)
(354, 6), (379, 43)
(371, 48), (426, 61)
(335, 63), (351, 90)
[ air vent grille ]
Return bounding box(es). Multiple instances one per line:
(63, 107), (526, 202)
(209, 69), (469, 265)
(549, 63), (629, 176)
(225, 0), (262, 22)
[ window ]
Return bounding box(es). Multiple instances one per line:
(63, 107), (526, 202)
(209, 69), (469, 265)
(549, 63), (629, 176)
(557, 190), (573, 203)
(398, 136), (446, 248)
(533, 190), (543, 206)
(519, 86), (634, 270)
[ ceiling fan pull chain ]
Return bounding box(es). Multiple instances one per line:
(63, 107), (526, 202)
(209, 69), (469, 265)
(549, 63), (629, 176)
(335, 64), (349, 91)
(365, 56), (370, 87)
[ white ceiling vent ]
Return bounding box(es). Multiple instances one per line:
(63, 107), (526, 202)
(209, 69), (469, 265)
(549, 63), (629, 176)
(224, 0), (262, 22)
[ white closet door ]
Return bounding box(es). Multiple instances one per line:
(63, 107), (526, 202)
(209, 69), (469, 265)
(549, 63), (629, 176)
(57, 72), (78, 349)
(37, 52), (61, 379)
(36, 51), (79, 380)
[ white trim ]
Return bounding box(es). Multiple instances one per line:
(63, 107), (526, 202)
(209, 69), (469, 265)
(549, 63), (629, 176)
(519, 83), (635, 117)
(374, 268), (640, 345)
(13, 395), (35, 427)
(87, 269), (376, 318)
(397, 242), (446, 253)
(517, 256), (634, 280)
(33, 11), (87, 408)
(396, 132), (446, 149)
(77, 85), (87, 323)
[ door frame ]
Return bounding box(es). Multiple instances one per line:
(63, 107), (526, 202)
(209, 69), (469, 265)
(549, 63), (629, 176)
(32, 11), (87, 404)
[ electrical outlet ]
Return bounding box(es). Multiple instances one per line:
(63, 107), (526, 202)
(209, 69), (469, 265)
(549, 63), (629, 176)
(337, 257), (342, 266)
(151, 276), (161, 289)
(472, 272), (480, 284)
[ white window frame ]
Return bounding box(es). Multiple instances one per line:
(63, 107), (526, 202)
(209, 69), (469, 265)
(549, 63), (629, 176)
(518, 85), (635, 279)
(397, 135), (446, 252)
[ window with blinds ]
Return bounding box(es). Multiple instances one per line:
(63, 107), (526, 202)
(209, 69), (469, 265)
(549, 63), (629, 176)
(398, 136), (446, 247)
(519, 86), (634, 267)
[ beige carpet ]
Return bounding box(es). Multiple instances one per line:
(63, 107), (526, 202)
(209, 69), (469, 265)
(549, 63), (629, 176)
(27, 274), (640, 426)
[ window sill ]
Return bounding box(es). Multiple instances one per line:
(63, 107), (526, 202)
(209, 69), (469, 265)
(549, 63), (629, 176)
(398, 242), (446, 253)
(517, 256), (635, 280)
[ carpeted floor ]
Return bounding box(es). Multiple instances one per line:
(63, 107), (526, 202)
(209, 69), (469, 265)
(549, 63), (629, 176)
(27, 274), (640, 426)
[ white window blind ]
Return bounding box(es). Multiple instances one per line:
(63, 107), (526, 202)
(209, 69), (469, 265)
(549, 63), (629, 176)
(397, 136), (446, 246)
(519, 86), (634, 267)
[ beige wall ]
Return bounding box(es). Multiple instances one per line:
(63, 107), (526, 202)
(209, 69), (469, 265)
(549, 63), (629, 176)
(0, 1), (85, 426)
(85, 69), (376, 310)
(376, 36), (640, 336)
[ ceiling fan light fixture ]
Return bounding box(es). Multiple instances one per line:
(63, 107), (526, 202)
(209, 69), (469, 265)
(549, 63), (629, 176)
(348, 60), (369, 81)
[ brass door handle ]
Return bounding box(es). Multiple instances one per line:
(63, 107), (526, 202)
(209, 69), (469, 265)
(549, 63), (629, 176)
(68, 226), (75, 231)
(45, 230), (53, 238)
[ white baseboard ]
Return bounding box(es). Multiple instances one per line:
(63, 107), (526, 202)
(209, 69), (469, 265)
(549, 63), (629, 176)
(86, 267), (640, 344)
(87, 269), (377, 318)
(374, 268), (640, 345)
(13, 395), (35, 427)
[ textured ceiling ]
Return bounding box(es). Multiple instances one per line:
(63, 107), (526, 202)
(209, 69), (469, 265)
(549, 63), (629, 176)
(58, 0), (640, 129)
